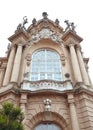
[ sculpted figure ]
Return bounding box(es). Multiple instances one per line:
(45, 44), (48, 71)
(23, 16), (28, 26)
(32, 18), (37, 25)
(71, 22), (76, 32)
(55, 19), (59, 25)
(44, 99), (52, 111)
(64, 20), (71, 32)
(16, 16), (28, 31)
(64, 20), (76, 33)
(42, 12), (48, 19)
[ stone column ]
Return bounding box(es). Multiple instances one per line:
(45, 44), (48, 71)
(68, 94), (80, 130)
(20, 93), (27, 121)
(11, 45), (22, 82)
(76, 45), (90, 85)
(0, 69), (5, 87)
(69, 44), (82, 82)
(3, 47), (16, 86)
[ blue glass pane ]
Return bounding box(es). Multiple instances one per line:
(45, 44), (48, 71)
(35, 123), (61, 130)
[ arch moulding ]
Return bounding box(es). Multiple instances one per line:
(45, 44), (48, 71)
(24, 112), (69, 130)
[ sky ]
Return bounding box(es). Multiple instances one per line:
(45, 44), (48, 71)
(0, 0), (93, 82)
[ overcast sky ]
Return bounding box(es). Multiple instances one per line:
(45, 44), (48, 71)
(0, 0), (93, 82)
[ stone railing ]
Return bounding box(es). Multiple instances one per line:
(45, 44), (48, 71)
(21, 80), (73, 91)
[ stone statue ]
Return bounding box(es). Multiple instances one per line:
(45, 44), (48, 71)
(16, 16), (28, 32)
(44, 99), (52, 111)
(55, 19), (59, 25)
(17, 23), (22, 30)
(32, 18), (37, 25)
(23, 16), (28, 26)
(64, 20), (76, 33)
(71, 22), (76, 32)
(7, 43), (11, 50)
(64, 20), (71, 32)
(42, 12), (48, 19)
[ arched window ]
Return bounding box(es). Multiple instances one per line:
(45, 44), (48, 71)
(34, 123), (61, 130)
(30, 49), (62, 81)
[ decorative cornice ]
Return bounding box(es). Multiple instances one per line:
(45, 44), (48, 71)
(74, 82), (93, 94)
(62, 30), (83, 43)
(8, 30), (29, 43)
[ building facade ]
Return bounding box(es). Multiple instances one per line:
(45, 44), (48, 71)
(0, 13), (93, 130)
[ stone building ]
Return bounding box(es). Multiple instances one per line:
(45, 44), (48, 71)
(0, 13), (93, 130)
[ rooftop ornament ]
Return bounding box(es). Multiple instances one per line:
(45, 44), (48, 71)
(42, 12), (48, 19)
(64, 20), (76, 33)
(16, 16), (28, 32)
(5, 43), (11, 54)
(32, 18), (37, 25)
(55, 19), (59, 25)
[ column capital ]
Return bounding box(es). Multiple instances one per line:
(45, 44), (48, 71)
(17, 43), (23, 47)
(68, 43), (75, 48)
(75, 44), (81, 51)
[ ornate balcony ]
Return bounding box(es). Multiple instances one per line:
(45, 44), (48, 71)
(21, 80), (73, 91)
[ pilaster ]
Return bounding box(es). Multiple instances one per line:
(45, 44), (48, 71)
(68, 93), (80, 130)
(20, 93), (27, 120)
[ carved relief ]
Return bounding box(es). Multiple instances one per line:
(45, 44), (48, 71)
(29, 28), (63, 45)
(60, 54), (66, 66)
(44, 99), (52, 111)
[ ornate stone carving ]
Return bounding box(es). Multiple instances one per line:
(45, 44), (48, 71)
(60, 54), (66, 65)
(24, 72), (29, 79)
(44, 99), (52, 111)
(42, 12), (48, 19)
(21, 80), (73, 91)
(29, 28), (62, 44)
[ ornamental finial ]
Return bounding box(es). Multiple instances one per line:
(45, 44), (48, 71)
(42, 12), (48, 19)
